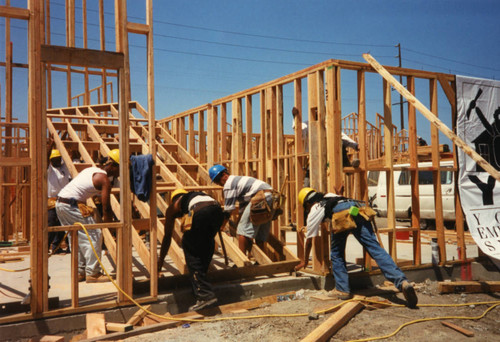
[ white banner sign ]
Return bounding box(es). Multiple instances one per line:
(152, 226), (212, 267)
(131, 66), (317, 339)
(457, 75), (500, 259)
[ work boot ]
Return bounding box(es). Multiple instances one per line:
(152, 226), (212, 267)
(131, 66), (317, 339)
(78, 273), (86, 282)
(86, 272), (111, 283)
(188, 297), (218, 311)
(401, 280), (418, 308)
(327, 289), (353, 300)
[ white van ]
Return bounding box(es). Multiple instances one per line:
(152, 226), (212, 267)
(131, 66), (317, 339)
(367, 161), (456, 224)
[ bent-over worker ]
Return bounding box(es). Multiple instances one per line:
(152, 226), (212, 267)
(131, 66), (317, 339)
(296, 187), (418, 308)
(55, 149), (120, 283)
(158, 189), (224, 311)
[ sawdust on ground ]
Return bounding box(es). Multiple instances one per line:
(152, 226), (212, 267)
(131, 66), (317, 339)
(122, 280), (500, 342)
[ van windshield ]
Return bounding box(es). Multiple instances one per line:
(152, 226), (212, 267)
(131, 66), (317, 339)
(398, 170), (453, 185)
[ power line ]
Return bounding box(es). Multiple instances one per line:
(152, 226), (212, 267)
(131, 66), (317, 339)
(403, 47), (500, 73)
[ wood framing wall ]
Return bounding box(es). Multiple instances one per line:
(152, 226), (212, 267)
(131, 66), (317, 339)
(158, 58), (474, 275)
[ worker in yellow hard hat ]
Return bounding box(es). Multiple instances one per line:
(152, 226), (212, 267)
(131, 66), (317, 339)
(158, 188), (224, 311)
(296, 186), (418, 308)
(55, 149), (120, 283)
(47, 146), (71, 254)
(107, 149), (120, 165)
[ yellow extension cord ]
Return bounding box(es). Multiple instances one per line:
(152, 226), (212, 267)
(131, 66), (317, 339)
(2, 221), (500, 341)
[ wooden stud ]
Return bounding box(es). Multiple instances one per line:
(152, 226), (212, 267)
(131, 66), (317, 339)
(301, 301), (364, 342)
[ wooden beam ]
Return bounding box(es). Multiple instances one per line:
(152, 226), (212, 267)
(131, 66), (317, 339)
(40, 45), (124, 69)
(126, 22), (150, 35)
(0, 6), (30, 20)
(441, 321), (474, 337)
(301, 301), (364, 342)
(363, 53), (500, 182)
(86, 313), (106, 338)
(126, 305), (151, 326)
(105, 322), (133, 332)
(438, 281), (500, 294)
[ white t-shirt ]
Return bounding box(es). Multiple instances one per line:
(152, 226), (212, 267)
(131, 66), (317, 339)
(47, 163), (71, 198)
(306, 193), (341, 239)
(58, 167), (106, 202)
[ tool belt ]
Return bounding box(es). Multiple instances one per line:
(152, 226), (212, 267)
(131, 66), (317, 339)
(181, 200), (219, 232)
(57, 197), (94, 218)
(48, 197), (57, 210)
(190, 200), (219, 214)
(330, 204), (377, 234)
(249, 189), (284, 225)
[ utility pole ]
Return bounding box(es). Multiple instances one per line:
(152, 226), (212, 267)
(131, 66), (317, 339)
(396, 43), (404, 130)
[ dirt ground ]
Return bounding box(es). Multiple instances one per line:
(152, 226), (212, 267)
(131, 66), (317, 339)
(122, 280), (500, 342)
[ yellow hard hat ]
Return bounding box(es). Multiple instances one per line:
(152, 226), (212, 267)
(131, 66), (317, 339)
(108, 149), (120, 164)
(171, 189), (188, 201)
(298, 187), (315, 206)
(49, 149), (61, 160)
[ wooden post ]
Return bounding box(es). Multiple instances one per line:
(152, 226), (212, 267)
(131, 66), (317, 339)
(231, 98), (243, 175)
(146, 0), (157, 298)
(407, 76), (421, 265)
(430, 78), (446, 264)
(29, 0), (48, 315)
(326, 66), (343, 192)
(207, 104), (218, 167)
(316, 70), (327, 193)
(383, 79), (397, 259)
(294, 79), (305, 260)
(99, 0), (107, 103)
(357, 71), (368, 202)
(245, 95), (253, 175)
(220, 103), (228, 165)
(198, 109), (206, 166)
(115, 0), (133, 301)
(259, 90), (266, 179)
(189, 113), (195, 157)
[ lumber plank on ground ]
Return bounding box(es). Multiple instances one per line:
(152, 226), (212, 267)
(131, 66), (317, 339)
(29, 336), (65, 342)
(438, 281), (500, 294)
(86, 313), (107, 338)
(126, 304), (151, 326)
(301, 301), (364, 342)
(105, 322), (133, 332)
(0, 255), (24, 262)
(441, 321), (474, 337)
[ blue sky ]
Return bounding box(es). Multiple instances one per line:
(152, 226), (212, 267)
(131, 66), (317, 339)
(2, 0), (500, 142)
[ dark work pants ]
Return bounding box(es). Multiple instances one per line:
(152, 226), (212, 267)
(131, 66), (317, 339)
(182, 204), (224, 301)
(48, 208), (65, 249)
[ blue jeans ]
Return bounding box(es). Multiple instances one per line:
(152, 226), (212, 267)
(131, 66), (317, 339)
(330, 201), (408, 293)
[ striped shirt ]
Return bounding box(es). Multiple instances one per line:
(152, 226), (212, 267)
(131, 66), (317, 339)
(223, 175), (272, 212)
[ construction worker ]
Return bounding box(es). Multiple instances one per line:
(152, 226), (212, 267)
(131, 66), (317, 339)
(296, 187), (418, 308)
(209, 164), (276, 256)
(291, 106), (360, 168)
(158, 189), (224, 311)
(55, 149), (120, 283)
(47, 148), (71, 253)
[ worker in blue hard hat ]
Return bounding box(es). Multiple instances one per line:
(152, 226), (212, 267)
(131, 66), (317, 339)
(210, 164), (281, 256)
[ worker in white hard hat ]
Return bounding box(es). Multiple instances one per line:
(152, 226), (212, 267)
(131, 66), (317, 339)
(158, 189), (224, 311)
(296, 186), (418, 308)
(55, 149), (120, 283)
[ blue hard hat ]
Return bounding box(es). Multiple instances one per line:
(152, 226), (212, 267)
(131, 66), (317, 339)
(209, 164), (227, 182)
